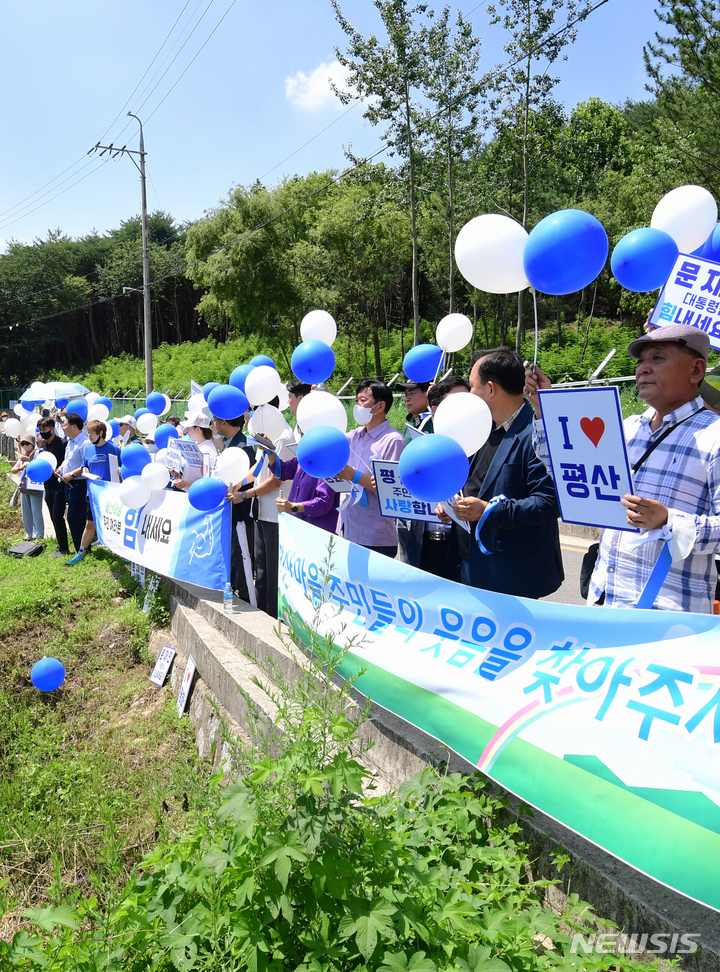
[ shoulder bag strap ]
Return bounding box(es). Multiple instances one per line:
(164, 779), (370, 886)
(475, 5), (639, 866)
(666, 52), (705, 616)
(631, 413), (697, 473)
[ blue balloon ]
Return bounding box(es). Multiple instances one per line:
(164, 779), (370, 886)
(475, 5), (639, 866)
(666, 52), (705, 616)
(188, 477), (227, 512)
(120, 463), (136, 481)
(403, 344), (443, 383)
(398, 433), (469, 503)
(207, 384), (249, 420)
(31, 657), (66, 692)
(107, 418), (119, 439)
(203, 381), (220, 399)
(67, 398), (88, 421)
(20, 398), (37, 411)
(96, 396), (113, 412)
(229, 364), (255, 392)
(249, 354), (276, 369)
(700, 223), (720, 263)
(296, 425), (350, 480)
(55, 397), (68, 409)
(291, 340), (336, 383)
(524, 209), (609, 295)
(611, 227), (679, 293)
(146, 391), (166, 416)
(154, 422), (179, 450)
(134, 406), (150, 420)
(122, 442), (152, 474)
(26, 458), (54, 482)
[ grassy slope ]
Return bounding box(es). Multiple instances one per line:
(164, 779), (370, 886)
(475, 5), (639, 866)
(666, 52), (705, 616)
(0, 461), (209, 938)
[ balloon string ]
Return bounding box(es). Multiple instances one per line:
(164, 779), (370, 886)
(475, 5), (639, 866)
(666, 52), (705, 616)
(433, 350), (445, 382)
(532, 288), (539, 367)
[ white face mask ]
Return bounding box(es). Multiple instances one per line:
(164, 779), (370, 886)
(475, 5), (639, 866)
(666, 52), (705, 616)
(353, 403), (376, 426)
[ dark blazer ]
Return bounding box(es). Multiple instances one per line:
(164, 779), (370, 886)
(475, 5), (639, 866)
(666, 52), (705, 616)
(468, 402), (563, 599)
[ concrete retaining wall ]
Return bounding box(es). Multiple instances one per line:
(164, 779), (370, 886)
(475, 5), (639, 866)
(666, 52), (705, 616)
(164, 577), (719, 972)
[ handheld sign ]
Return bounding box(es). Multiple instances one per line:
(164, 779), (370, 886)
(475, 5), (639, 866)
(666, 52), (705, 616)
(177, 655), (197, 716)
(167, 438), (203, 472)
(537, 386), (636, 532)
(650, 253), (720, 349)
(372, 459), (444, 524)
(150, 645), (176, 687)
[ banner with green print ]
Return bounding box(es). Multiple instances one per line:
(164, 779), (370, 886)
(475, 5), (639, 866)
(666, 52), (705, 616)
(277, 514), (720, 912)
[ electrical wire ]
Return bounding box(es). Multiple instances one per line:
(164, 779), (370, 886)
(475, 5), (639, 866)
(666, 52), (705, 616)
(0, 158), (110, 233)
(258, 101), (361, 181)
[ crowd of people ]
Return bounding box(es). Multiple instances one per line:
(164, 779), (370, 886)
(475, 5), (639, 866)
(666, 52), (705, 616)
(3, 321), (720, 614)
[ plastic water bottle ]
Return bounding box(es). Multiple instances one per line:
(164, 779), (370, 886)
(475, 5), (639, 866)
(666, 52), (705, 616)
(223, 582), (233, 614)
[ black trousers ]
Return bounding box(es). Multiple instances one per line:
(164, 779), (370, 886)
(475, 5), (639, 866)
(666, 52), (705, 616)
(254, 519), (279, 618)
(44, 487), (69, 553)
(65, 480), (87, 553)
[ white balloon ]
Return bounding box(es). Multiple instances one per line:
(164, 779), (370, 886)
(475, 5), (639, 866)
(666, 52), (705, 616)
(118, 476), (151, 509)
(455, 214), (529, 294)
(248, 404), (287, 441)
(87, 403), (110, 422)
(4, 418), (22, 437)
(245, 365), (281, 407)
(85, 392), (99, 406)
(300, 309), (337, 346)
(14, 403), (30, 418)
(35, 451), (58, 472)
(296, 390), (348, 433)
(215, 446), (251, 486)
(141, 462), (170, 491)
(433, 392), (492, 457)
(651, 185), (718, 254)
(160, 394), (172, 416)
(137, 412), (159, 435)
(155, 448), (168, 466)
(188, 393), (206, 413)
(276, 383), (290, 412)
(436, 313), (474, 353)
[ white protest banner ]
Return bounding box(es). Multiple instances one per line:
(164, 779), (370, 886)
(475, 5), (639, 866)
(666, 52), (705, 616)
(177, 655), (196, 716)
(278, 515), (720, 912)
(538, 386), (635, 532)
(150, 645), (176, 687)
(88, 481), (231, 591)
(372, 459), (444, 523)
(650, 253), (720, 350)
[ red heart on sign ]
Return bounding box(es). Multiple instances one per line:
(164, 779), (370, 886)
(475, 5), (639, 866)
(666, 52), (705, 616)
(580, 417), (605, 448)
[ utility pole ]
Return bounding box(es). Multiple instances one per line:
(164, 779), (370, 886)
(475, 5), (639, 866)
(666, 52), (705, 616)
(89, 112), (153, 395)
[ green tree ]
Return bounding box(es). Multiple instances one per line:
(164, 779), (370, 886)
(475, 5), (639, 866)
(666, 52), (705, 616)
(332, 0), (431, 346)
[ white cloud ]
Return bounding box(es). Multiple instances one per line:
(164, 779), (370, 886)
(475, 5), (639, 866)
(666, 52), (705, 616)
(285, 60), (350, 111)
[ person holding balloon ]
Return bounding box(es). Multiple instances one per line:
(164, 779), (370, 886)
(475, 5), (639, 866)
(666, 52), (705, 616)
(65, 420), (120, 565)
(36, 415), (70, 558)
(57, 412), (89, 556)
(171, 412), (218, 490)
(335, 380), (406, 557)
(213, 411), (256, 605)
(11, 433), (45, 542)
(440, 349), (563, 598)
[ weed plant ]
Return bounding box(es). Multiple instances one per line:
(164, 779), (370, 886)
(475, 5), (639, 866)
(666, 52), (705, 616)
(0, 542), (670, 971)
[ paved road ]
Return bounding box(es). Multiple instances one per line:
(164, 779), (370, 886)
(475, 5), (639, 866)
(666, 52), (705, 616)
(541, 535), (593, 607)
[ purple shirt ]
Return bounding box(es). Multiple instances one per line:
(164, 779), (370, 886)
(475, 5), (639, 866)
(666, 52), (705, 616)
(341, 419), (405, 548)
(278, 457), (340, 534)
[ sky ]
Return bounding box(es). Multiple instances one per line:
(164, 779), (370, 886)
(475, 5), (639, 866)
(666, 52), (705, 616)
(0, 0), (662, 248)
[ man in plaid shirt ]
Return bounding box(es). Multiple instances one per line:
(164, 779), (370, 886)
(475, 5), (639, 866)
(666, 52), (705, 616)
(525, 324), (720, 613)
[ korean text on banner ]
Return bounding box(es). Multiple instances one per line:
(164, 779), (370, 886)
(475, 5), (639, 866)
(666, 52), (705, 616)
(372, 459), (443, 523)
(278, 514), (720, 913)
(650, 253), (720, 351)
(538, 386), (635, 532)
(88, 480), (231, 591)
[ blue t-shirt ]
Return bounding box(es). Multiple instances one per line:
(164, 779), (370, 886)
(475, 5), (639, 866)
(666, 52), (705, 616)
(82, 441), (121, 481)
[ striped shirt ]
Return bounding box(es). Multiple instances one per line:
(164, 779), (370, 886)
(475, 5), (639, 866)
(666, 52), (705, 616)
(533, 397), (720, 613)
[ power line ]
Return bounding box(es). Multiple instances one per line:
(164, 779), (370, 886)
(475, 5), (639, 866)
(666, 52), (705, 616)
(0, 158), (110, 233)
(258, 102), (361, 181)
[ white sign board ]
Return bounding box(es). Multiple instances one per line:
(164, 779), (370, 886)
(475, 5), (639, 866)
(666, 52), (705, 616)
(650, 253), (720, 350)
(167, 438), (203, 473)
(150, 645), (176, 687)
(372, 459), (443, 523)
(538, 386), (636, 532)
(177, 654), (197, 716)
(324, 474), (353, 494)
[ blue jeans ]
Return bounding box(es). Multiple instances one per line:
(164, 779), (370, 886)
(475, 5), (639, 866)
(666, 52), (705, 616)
(21, 491), (44, 539)
(460, 558), (471, 586)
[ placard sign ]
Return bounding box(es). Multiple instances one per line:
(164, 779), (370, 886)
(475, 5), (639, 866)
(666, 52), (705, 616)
(537, 386), (636, 532)
(650, 253), (720, 351)
(372, 459), (443, 523)
(167, 438), (203, 473)
(177, 655), (196, 716)
(150, 645), (176, 687)
(324, 474), (353, 494)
